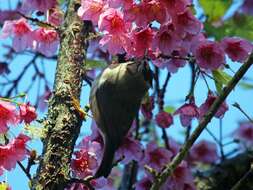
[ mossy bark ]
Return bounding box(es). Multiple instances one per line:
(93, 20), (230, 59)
(32, 0), (91, 189)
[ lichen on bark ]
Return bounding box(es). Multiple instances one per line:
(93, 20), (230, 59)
(31, 0), (91, 189)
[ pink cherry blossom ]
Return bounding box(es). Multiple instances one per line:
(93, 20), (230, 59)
(123, 4), (145, 27)
(241, 0), (253, 15)
(19, 103), (37, 124)
(160, 0), (191, 14)
(115, 136), (143, 164)
(72, 136), (102, 178)
(9, 134), (31, 161)
(0, 134), (30, 172)
(166, 161), (196, 190)
(193, 40), (225, 70)
(221, 37), (253, 63)
(65, 177), (110, 190)
(48, 8), (64, 26)
(152, 22), (180, 55)
(143, 0), (168, 25)
(107, 0), (133, 9)
(0, 100), (18, 134)
(71, 150), (98, 178)
(99, 33), (130, 55)
(0, 10), (20, 24)
(98, 8), (129, 34)
(141, 141), (172, 171)
(135, 176), (153, 190)
(21, 0), (57, 12)
(233, 122), (253, 147)
(190, 140), (218, 164)
(155, 111), (173, 128)
(166, 48), (188, 73)
(0, 19), (32, 52)
(33, 28), (59, 57)
(174, 102), (199, 127)
(174, 9), (202, 36)
(78, 0), (108, 24)
(128, 27), (155, 57)
(199, 92), (228, 119)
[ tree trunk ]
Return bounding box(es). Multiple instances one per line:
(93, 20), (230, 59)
(32, 0), (91, 189)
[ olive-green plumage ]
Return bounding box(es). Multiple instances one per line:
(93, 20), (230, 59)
(89, 61), (152, 178)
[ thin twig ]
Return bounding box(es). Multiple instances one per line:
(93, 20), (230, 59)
(233, 102), (253, 123)
(17, 161), (32, 180)
(150, 53), (253, 190)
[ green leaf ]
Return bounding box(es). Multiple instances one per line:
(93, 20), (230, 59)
(204, 13), (253, 41)
(212, 70), (232, 94)
(164, 106), (175, 114)
(199, 0), (232, 22)
(84, 59), (107, 70)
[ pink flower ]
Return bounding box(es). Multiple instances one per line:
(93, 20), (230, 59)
(221, 37), (253, 63)
(165, 48), (187, 73)
(199, 92), (228, 119)
(135, 176), (153, 190)
(166, 161), (196, 190)
(233, 122), (253, 147)
(65, 177), (111, 190)
(107, 0), (133, 9)
(152, 22), (180, 55)
(174, 9), (202, 36)
(78, 0), (108, 24)
(190, 140), (218, 164)
(9, 134), (31, 161)
(21, 0), (57, 12)
(98, 8), (129, 34)
(141, 141), (172, 171)
(128, 27), (155, 57)
(0, 19), (32, 52)
(193, 40), (225, 70)
(115, 136), (143, 164)
(33, 28), (59, 57)
(0, 100), (18, 134)
(143, 0), (167, 25)
(160, 0), (191, 14)
(48, 8), (64, 26)
(241, 0), (253, 15)
(0, 134), (30, 172)
(71, 150), (98, 178)
(99, 33), (130, 55)
(19, 103), (37, 124)
(72, 136), (102, 178)
(155, 111), (173, 128)
(174, 102), (199, 127)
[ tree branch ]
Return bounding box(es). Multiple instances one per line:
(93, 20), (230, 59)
(151, 53), (253, 190)
(31, 0), (92, 189)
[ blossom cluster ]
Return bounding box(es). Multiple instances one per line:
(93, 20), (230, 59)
(0, 99), (37, 176)
(69, 121), (219, 190)
(0, 0), (61, 57)
(78, 0), (253, 72)
(141, 92), (228, 129)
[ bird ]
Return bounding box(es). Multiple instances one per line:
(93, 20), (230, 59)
(89, 61), (152, 178)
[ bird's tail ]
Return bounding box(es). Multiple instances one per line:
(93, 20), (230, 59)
(94, 138), (117, 178)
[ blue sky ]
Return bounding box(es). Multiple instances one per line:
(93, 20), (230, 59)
(1, 0), (253, 189)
